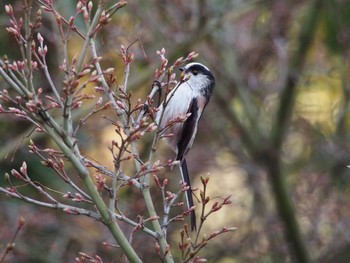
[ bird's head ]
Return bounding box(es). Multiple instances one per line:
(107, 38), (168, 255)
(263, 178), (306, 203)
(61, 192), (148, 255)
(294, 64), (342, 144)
(179, 62), (215, 98)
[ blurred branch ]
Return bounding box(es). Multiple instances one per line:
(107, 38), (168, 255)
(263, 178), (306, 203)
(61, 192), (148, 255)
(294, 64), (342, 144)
(263, 0), (324, 262)
(0, 216), (25, 263)
(214, 92), (259, 154)
(271, 0), (323, 150)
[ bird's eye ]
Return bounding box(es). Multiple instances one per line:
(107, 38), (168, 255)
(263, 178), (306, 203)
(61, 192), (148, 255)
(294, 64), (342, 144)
(192, 70), (198, 75)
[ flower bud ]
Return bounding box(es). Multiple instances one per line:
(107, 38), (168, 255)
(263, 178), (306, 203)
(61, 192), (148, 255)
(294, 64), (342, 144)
(37, 33), (44, 43)
(5, 5), (13, 16)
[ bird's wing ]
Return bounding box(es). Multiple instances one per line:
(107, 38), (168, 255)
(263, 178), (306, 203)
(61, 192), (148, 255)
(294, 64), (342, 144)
(176, 97), (200, 161)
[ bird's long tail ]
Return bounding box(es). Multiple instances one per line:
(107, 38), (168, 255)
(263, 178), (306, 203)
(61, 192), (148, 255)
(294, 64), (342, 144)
(179, 159), (196, 231)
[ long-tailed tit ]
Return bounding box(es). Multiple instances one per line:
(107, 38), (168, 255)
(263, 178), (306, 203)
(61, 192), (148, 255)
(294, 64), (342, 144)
(156, 62), (215, 230)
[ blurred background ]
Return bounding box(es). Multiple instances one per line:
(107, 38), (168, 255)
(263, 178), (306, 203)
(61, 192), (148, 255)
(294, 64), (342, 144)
(1, 0), (350, 262)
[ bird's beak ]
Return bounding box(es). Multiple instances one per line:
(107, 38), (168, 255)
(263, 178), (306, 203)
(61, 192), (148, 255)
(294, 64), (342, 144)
(179, 67), (185, 72)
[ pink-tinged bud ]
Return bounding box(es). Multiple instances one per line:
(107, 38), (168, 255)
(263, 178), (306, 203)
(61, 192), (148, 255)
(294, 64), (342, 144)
(28, 142), (38, 153)
(165, 191), (175, 202)
(133, 103), (145, 111)
(187, 51), (198, 60)
(20, 161), (27, 176)
(95, 174), (106, 191)
(182, 206), (196, 217)
(193, 257), (208, 262)
(18, 216), (25, 227)
(170, 160), (180, 166)
(92, 57), (102, 64)
(174, 57), (184, 66)
(101, 10), (106, 18)
(104, 67), (114, 74)
(127, 179), (135, 186)
(174, 201), (184, 207)
(6, 27), (18, 37)
(201, 176), (209, 185)
(164, 244), (170, 256)
(94, 255), (102, 263)
(25, 101), (38, 112)
(5, 5), (13, 16)
(59, 59), (67, 71)
(181, 183), (190, 192)
(37, 33), (44, 43)
(36, 9), (42, 21)
(31, 40), (36, 51)
(17, 61), (24, 71)
(47, 102), (60, 109)
(96, 97), (103, 106)
(63, 192), (73, 199)
(72, 193), (84, 202)
(41, 5), (51, 12)
(223, 195), (232, 205)
(8, 107), (21, 114)
(35, 127), (44, 133)
(63, 208), (75, 214)
(76, 1), (83, 13)
(88, 1), (93, 11)
(11, 169), (22, 180)
(154, 242), (161, 255)
(73, 101), (83, 109)
(8, 187), (17, 193)
(38, 47), (44, 56)
(78, 68), (90, 78)
(162, 133), (174, 138)
(211, 202), (222, 212)
(140, 162), (149, 171)
(146, 123), (157, 132)
(163, 178), (168, 186)
(18, 17), (23, 28)
(38, 87), (43, 96)
(154, 68), (161, 79)
(4, 173), (10, 182)
(9, 61), (18, 71)
(153, 174), (161, 188)
(32, 61), (38, 70)
(83, 9), (89, 22)
(149, 215), (159, 221)
(116, 100), (125, 109)
(156, 48), (166, 56)
(93, 86), (105, 93)
(170, 73), (176, 82)
(127, 52), (134, 63)
(90, 69), (97, 77)
(57, 158), (64, 169)
(69, 16), (75, 27)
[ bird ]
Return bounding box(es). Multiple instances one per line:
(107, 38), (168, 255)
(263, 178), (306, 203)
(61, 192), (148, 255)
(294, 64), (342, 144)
(156, 62), (215, 230)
